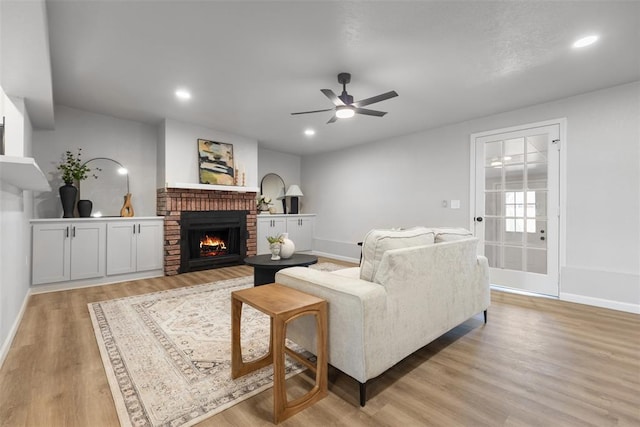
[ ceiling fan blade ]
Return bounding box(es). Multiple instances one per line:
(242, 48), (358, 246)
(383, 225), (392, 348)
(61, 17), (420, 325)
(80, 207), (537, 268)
(291, 108), (334, 116)
(352, 91), (398, 108)
(321, 89), (345, 106)
(354, 107), (387, 117)
(327, 115), (338, 124)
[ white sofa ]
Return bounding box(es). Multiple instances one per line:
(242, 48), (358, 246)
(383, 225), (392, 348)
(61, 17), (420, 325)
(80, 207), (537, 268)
(275, 227), (490, 406)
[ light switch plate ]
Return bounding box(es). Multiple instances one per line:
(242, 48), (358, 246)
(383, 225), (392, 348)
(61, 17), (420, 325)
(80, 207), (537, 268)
(451, 200), (460, 209)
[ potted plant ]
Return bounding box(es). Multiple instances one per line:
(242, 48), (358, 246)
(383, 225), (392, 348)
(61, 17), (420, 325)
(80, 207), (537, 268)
(56, 148), (95, 218)
(266, 235), (284, 260)
(256, 195), (272, 214)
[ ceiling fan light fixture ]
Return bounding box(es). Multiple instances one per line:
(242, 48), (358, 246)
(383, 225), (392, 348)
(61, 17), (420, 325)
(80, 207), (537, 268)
(335, 106), (355, 119)
(572, 35), (599, 49)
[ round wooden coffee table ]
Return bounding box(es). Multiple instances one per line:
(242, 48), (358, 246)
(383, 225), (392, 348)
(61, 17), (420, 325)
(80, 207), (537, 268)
(244, 254), (318, 286)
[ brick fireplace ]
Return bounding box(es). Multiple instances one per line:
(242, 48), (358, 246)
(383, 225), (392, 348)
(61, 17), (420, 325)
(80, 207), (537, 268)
(157, 188), (257, 275)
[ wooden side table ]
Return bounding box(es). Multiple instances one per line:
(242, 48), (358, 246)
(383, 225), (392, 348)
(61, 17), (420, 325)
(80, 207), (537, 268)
(231, 283), (328, 423)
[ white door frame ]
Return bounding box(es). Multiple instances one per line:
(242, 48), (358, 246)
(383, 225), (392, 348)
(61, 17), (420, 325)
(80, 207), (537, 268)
(469, 118), (567, 294)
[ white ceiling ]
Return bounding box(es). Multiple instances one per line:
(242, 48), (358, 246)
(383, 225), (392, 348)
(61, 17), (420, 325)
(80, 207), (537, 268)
(38, 1), (640, 154)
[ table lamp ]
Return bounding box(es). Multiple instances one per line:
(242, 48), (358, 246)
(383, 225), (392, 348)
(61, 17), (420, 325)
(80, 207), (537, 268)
(285, 185), (303, 214)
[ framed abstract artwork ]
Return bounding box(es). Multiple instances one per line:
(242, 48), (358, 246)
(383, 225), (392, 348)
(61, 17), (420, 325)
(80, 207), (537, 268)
(197, 138), (235, 185)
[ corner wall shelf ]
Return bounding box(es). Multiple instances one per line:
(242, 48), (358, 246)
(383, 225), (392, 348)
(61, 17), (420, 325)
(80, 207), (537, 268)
(0, 155), (51, 192)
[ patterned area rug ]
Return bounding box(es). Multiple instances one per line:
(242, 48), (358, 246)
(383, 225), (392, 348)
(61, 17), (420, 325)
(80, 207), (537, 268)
(88, 262), (346, 427)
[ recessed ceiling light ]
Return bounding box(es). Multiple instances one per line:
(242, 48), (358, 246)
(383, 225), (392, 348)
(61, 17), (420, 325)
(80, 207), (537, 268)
(175, 89), (191, 100)
(572, 35), (599, 49)
(304, 129), (315, 136)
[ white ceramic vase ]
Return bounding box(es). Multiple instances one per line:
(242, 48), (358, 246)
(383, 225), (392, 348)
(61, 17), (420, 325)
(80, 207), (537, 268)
(279, 233), (295, 259)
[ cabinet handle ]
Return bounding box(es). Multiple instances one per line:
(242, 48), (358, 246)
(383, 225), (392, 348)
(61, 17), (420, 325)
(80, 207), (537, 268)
(66, 226), (69, 238)
(138, 224), (141, 234)
(72, 226), (76, 238)
(133, 224), (136, 234)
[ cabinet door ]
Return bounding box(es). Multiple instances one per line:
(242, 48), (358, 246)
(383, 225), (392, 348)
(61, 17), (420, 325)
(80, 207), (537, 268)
(256, 217), (287, 254)
(32, 223), (71, 285)
(136, 221), (164, 272)
(106, 222), (136, 275)
(70, 222), (106, 280)
(286, 217), (314, 251)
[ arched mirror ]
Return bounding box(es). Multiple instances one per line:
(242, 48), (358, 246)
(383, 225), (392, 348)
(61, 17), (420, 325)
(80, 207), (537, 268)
(80, 157), (130, 217)
(260, 173), (286, 214)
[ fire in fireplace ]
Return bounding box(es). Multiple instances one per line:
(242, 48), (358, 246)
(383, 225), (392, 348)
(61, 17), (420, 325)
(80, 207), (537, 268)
(199, 233), (228, 257)
(180, 210), (247, 273)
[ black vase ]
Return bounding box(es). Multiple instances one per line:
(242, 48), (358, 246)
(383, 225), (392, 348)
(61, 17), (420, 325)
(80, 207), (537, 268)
(59, 184), (77, 218)
(78, 199), (93, 218)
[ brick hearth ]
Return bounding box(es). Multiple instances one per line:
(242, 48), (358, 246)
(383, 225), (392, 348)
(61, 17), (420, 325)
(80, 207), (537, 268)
(157, 188), (257, 275)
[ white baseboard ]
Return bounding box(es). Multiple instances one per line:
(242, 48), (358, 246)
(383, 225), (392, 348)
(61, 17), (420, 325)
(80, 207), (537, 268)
(560, 292), (640, 314)
(0, 288), (31, 370)
(30, 270), (164, 294)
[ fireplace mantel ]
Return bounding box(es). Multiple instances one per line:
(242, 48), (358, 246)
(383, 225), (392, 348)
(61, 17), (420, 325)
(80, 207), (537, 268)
(166, 182), (260, 193)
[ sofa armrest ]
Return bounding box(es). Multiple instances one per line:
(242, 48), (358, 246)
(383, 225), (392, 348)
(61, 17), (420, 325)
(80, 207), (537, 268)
(275, 266), (387, 383)
(276, 266), (386, 304)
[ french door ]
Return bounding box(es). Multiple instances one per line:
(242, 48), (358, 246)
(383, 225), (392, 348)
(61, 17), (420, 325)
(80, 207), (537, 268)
(471, 121), (561, 296)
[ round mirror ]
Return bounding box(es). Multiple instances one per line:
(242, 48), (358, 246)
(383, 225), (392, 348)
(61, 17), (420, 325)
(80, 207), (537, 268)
(80, 157), (130, 217)
(260, 173), (286, 214)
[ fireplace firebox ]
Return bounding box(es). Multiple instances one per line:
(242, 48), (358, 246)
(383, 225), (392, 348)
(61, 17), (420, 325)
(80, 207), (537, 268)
(180, 210), (248, 273)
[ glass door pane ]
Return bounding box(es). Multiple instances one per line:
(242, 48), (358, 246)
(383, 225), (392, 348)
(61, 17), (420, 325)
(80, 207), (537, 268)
(482, 133), (548, 274)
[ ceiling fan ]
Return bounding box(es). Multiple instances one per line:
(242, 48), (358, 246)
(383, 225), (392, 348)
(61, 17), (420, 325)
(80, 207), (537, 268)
(291, 73), (398, 124)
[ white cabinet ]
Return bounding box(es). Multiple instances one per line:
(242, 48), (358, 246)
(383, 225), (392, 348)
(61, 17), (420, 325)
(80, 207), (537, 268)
(256, 216), (287, 255)
(256, 214), (315, 255)
(107, 219), (164, 275)
(286, 216), (314, 252)
(32, 221), (106, 285)
(31, 217), (164, 289)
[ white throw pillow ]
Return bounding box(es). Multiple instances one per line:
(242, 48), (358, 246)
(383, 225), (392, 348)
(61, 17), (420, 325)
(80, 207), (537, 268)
(432, 227), (473, 243)
(360, 227), (435, 282)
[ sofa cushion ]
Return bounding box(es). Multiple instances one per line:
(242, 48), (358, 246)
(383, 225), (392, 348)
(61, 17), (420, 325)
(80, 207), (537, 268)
(433, 227), (473, 243)
(360, 227), (435, 282)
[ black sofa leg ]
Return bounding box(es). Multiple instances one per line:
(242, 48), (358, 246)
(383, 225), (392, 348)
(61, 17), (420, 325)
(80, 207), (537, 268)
(484, 309), (488, 324)
(359, 381), (367, 407)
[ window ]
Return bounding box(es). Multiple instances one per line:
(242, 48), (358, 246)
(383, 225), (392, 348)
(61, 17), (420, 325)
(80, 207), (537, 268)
(505, 191), (536, 233)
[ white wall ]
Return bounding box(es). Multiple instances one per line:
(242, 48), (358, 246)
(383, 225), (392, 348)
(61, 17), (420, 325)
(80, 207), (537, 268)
(160, 119), (258, 188)
(303, 81), (640, 311)
(258, 147), (301, 190)
(0, 91), (34, 366)
(257, 147), (302, 212)
(32, 105), (158, 217)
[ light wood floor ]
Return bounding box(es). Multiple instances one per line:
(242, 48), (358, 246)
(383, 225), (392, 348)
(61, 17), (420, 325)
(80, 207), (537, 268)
(1, 258), (639, 426)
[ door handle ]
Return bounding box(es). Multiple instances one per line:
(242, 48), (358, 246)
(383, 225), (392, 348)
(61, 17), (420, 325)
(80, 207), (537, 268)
(474, 217), (483, 222)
